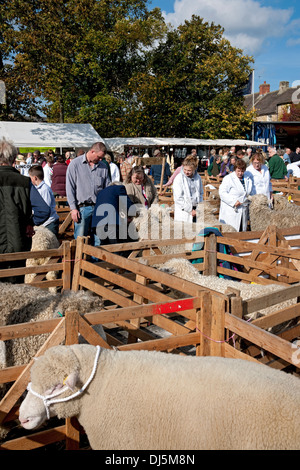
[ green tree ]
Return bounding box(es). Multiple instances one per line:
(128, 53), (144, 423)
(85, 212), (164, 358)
(1, 0), (166, 131)
(126, 15), (254, 138)
(1, 4), (254, 139)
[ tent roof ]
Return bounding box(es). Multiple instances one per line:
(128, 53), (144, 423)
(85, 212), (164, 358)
(0, 121), (103, 149)
(104, 137), (262, 153)
(0, 123), (261, 152)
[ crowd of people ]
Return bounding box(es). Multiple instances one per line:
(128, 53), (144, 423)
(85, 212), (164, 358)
(1, 138), (300, 281)
(1, 140), (162, 271)
(217, 145), (300, 231)
(207, 145), (300, 180)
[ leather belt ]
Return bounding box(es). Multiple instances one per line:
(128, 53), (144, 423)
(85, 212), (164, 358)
(78, 202), (95, 207)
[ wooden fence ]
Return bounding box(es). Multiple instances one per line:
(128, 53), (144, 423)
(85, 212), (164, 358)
(54, 173), (300, 242)
(102, 225), (300, 285)
(0, 240), (74, 290)
(218, 225), (300, 285)
(60, 239), (300, 380)
(0, 237), (299, 449)
(55, 197), (73, 240)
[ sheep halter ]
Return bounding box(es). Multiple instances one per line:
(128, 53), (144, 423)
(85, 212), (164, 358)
(27, 345), (101, 420)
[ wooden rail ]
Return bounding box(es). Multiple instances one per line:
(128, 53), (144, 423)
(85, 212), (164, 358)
(0, 241), (74, 290)
(98, 225), (300, 285)
(202, 173), (300, 204)
(55, 197), (73, 240)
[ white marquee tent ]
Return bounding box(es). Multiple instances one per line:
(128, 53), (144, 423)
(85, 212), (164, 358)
(0, 121), (104, 150)
(103, 137), (262, 154)
(0, 121), (262, 154)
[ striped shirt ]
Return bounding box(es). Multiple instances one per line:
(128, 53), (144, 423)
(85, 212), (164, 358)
(66, 154), (110, 210)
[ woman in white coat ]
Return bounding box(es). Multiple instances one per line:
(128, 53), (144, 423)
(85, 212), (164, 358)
(219, 159), (253, 232)
(173, 155), (203, 223)
(244, 152), (272, 200)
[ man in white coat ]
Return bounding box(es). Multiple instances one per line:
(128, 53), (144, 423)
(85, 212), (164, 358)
(244, 152), (272, 200)
(173, 155), (203, 223)
(219, 159), (253, 232)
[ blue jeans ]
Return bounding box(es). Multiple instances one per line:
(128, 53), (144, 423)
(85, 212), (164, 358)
(74, 206), (100, 247)
(45, 219), (59, 238)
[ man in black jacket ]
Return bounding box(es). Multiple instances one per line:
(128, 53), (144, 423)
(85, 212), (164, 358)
(290, 147), (300, 163)
(0, 139), (51, 282)
(91, 182), (137, 255)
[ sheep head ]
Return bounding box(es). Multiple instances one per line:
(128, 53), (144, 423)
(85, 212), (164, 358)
(19, 345), (94, 430)
(207, 189), (220, 206)
(272, 194), (291, 211)
(54, 290), (103, 317)
(248, 193), (270, 211)
(156, 265), (177, 292)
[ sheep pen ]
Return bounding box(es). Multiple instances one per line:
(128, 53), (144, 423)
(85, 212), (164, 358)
(0, 283), (105, 369)
(25, 226), (60, 292)
(155, 257), (298, 325)
(0, 216), (300, 450)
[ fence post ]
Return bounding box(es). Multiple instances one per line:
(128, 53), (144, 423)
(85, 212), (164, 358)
(128, 257), (149, 344)
(65, 310), (80, 450)
(203, 234), (217, 276)
(62, 241), (72, 290)
(225, 288), (243, 350)
(196, 291), (225, 357)
(71, 237), (85, 291)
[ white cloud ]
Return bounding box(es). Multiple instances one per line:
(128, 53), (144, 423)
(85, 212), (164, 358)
(162, 0), (293, 55)
(287, 37), (300, 47)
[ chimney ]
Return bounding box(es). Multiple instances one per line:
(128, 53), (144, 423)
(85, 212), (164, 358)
(278, 81), (289, 94)
(259, 81), (270, 95)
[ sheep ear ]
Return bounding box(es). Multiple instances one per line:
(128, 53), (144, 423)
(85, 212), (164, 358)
(64, 371), (79, 391)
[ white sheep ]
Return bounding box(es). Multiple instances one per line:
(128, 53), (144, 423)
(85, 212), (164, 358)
(195, 199), (236, 232)
(132, 204), (199, 254)
(25, 226), (60, 293)
(19, 343), (300, 450)
(249, 193), (300, 232)
(133, 203), (235, 255)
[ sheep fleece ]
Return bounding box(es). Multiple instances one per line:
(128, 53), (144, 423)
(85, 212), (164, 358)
(24, 344), (300, 450)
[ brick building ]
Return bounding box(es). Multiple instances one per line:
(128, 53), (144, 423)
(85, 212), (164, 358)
(244, 81), (300, 148)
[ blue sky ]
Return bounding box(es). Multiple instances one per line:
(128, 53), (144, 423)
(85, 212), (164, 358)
(147, 0), (300, 93)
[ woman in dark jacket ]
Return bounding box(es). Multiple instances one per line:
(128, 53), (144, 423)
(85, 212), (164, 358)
(51, 155), (68, 197)
(207, 155), (221, 177)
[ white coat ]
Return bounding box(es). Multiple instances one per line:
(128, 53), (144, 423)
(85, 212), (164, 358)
(173, 169), (204, 223)
(244, 164), (272, 199)
(287, 162), (300, 178)
(219, 172), (253, 231)
(43, 164), (53, 188)
(109, 162), (120, 182)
